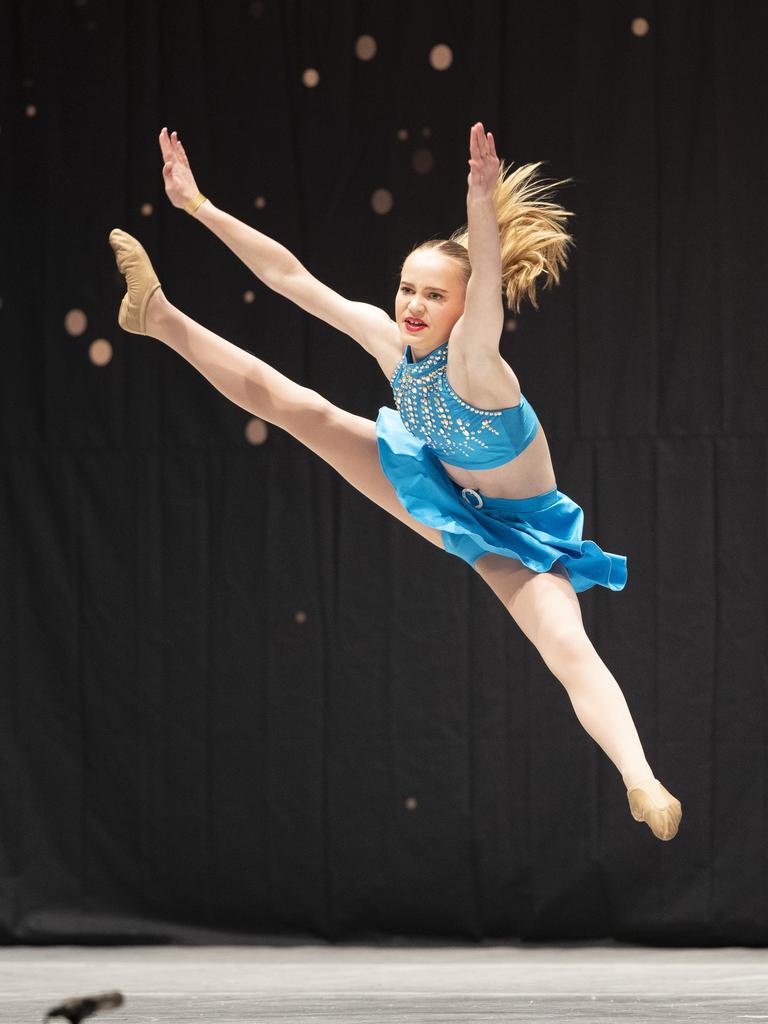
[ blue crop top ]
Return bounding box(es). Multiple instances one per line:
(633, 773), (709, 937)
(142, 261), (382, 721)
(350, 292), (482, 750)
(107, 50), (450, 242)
(390, 341), (539, 469)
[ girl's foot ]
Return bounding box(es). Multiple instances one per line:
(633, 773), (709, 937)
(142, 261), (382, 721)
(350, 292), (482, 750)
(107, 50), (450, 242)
(108, 228), (163, 335)
(626, 777), (682, 841)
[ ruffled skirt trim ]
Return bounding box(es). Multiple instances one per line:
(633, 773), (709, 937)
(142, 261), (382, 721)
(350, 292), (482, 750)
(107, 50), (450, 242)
(375, 407), (627, 594)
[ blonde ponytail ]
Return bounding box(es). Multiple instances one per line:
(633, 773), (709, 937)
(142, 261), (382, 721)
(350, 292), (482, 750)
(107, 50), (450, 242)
(409, 160), (576, 315)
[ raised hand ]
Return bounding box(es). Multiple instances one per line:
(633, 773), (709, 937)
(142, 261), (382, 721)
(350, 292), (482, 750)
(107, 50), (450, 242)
(158, 127), (202, 210)
(467, 121), (500, 201)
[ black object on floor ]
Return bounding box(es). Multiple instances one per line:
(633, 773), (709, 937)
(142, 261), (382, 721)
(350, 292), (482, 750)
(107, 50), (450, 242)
(45, 991), (124, 1024)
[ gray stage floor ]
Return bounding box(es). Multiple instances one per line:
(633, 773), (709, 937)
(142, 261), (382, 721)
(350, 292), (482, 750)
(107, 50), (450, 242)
(2, 943), (768, 1023)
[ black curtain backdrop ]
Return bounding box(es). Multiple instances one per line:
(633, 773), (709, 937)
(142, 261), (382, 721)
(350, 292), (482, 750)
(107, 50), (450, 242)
(1, 0), (767, 945)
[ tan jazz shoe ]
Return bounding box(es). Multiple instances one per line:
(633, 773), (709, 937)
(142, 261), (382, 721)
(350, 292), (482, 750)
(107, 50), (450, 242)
(108, 228), (162, 335)
(627, 777), (682, 841)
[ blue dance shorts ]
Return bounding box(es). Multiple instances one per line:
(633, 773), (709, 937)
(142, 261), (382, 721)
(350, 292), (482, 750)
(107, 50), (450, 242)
(375, 406), (627, 594)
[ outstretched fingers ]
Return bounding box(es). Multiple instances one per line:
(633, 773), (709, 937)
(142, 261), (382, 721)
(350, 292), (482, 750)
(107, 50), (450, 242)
(467, 121), (500, 194)
(176, 139), (190, 169)
(470, 122), (487, 158)
(469, 121), (496, 163)
(469, 122), (479, 160)
(159, 126), (173, 162)
(157, 127), (201, 210)
(158, 126), (190, 170)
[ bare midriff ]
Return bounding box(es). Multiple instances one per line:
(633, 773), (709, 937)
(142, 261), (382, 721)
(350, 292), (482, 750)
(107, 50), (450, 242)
(438, 424), (558, 499)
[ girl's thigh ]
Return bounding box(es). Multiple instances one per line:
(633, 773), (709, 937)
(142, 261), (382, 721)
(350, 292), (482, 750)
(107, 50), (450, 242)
(288, 395), (445, 552)
(473, 552), (586, 654)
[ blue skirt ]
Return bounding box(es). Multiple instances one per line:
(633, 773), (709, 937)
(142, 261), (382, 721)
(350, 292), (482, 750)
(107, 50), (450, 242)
(375, 407), (627, 594)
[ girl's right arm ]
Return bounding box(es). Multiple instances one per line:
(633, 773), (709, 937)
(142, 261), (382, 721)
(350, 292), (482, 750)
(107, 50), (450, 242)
(159, 128), (401, 376)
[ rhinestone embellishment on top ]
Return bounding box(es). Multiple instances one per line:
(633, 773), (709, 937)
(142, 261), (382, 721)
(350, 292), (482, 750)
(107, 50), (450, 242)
(390, 343), (504, 458)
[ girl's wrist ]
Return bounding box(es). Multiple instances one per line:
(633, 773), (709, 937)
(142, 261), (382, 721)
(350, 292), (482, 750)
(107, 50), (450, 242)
(467, 191), (494, 207)
(184, 191), (208, 216)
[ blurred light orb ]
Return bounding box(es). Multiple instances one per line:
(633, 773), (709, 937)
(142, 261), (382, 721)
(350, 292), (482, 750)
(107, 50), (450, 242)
(631, 17), (650, 36)
(294, 610), (307, 624)
(421, 126), (432, 138)
(371, 188), (394, 215)
(505, 318), (518, 332)
(405, 797), (418, 811)
(25, 103), (37, 117)
(245, 417), (268, 445)
(89, 338), (113, 366)
(412, 148), (434, 174)
(302, 68), (320, 88)
(140, 202), (154, 216)
(65, 308), (88, 336)
(254, 195), (267, 209)
(429, 44), (453, 71)
(355, 34), (377, 61)
(23, 77), (34, 88)
(243, 290), (256, 303)
(396, 128), (408, 141)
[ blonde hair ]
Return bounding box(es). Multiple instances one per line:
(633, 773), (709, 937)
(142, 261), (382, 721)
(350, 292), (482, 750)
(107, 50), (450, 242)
(404, 160), (576, 315)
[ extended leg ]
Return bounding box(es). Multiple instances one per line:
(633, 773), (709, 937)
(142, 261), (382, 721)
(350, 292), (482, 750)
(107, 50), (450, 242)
(473, 553), (681, 839)
(143, 290), (444, 550)
(474, 553), (653, 786)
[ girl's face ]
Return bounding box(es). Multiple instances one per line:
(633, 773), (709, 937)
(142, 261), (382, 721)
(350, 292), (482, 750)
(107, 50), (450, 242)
(395, 251), (466, 350)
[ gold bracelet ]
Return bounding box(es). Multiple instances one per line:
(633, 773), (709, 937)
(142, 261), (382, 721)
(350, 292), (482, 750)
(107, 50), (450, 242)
(184, 191), (208, 215)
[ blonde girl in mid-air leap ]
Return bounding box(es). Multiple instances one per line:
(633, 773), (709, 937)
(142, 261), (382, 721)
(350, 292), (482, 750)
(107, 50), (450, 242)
(108, 122), (682, 840)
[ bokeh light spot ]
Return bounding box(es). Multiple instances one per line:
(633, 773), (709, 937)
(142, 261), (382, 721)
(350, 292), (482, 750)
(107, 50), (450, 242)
(396, 128), (408, 141)
(631, 17), (650, 36)
(302, 68), (320, 88)
(89, 338), (113, 366)
(245, 417), (268, 445)
(355, 34), (377, 61)
(429, 44), (453, 71)
(405, 797), (418, 811)
(371, 188), (394, 215)
(412, 148), (434, 174)
(254, 195), (267, 209)
(294, 610), (307, 624)
(140, 202), (154, 216)
(25, 104), (37, 118)
(243, 290), (256, 304)
(505, 318), (518, 332)
(65, 309), (88, 336)
(421, 126), (432, 138)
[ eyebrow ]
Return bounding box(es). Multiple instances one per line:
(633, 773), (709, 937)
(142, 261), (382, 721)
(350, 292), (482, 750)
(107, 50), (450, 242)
(400, 280), (449, 293)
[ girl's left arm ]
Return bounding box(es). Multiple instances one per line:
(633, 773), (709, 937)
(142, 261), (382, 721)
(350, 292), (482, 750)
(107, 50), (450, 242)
(451, 123), (505, 361)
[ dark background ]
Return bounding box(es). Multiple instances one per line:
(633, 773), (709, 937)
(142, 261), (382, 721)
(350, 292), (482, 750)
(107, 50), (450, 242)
(1, 0), (766, 945)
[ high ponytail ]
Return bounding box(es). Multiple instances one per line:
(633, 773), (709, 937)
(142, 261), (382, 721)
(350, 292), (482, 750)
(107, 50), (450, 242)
(408, 159), (576, 315)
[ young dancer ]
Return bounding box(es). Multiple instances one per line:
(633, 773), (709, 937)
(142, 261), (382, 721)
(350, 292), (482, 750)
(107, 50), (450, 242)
(107, 123), (682, 840)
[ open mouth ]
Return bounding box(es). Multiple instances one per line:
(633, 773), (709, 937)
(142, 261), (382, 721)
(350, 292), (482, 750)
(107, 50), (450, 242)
(404, 318), (427, 331)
